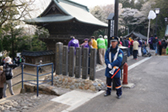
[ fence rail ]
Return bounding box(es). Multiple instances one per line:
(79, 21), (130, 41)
(11, 62), (54, 97)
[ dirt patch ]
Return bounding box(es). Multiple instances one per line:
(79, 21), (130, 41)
(5, 65), (53, 97)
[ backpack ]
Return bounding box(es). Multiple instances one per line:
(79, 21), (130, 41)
(4, 64), (13, 80)
(20, 58), (22, 62)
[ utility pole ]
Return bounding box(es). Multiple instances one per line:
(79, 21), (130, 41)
(11, 25), (14, 60)
(114, 0), (119, 37)
(113, 0), (119, 90)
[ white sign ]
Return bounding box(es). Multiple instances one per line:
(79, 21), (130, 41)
(0, 52), (2, 57)
(148, 10), (156, 20)
(17, 53), (21, 57)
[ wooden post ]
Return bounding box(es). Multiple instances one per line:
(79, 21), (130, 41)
(68, 47), (75, 77)
(82, 48), (89, 79)
(90, 48), (97, 80)
(62, 46), (68, 76)
(55, 42), (63, 75)
(75, 47), (81, 78)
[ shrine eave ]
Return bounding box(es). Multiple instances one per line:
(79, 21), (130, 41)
(24, 15), (74, 24)
(24, 15), (107, 28)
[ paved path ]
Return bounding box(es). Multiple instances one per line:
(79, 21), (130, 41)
(72, 56), (168, 112)
(0, 56), (157, 112)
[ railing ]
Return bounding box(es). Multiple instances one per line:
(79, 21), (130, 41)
(11, 63), (54, 97)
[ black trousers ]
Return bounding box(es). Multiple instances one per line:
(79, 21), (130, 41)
(88, 57), (90, 74)
(0, 88), (3, 99)
(106, 78), (122, 96)
(133, 50), (138, 59)
(130, 46), (133, 55)
(159, 46), (162, 55)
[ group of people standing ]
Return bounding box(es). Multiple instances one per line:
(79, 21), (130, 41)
(149, 36), (168, 55)
(119, 37), (144, 60)
(68, 35), (108, 65)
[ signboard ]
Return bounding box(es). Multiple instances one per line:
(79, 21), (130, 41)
(17, 53), (21, 57)
(0, 52), (2, 57)
(165, 25), (168, 36)
(148, 10), (156, 20)
(110, 20), (114, 37)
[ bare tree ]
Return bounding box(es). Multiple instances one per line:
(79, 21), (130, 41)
(0, 0), (35, 27)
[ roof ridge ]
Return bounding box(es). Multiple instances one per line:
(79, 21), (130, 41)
(22, 50), (54, 53)
(38, 0), (70, 17)
(60, 0), (89, 12)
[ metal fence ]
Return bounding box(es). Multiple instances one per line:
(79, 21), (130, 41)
(11, 63), (54, 97)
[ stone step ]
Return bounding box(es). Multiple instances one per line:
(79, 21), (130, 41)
(0, 93), (57, 112)
(0, 94), (19, 104)
(24, 83), (71, 96)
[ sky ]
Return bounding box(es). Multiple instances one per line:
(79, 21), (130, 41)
(71, 0), (114, 8)
(30, 0), (115, 18)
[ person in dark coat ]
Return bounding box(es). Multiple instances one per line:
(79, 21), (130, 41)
(0, 66), (6, 99)
(161, 40), (168, 55)
(149, 36), (154, 50)
(124, 38), (129, 47)
(162, 40), (167, 49)
(152, 37), (158, 55)
(3, 57), (17, 97)
(104, 36), (124, 99)
(123, 38), (129, 57)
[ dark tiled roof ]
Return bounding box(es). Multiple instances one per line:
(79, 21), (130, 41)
(24, 0), (107, 27)
(21, 50), (55, 57)
(123, 31), (147, 40)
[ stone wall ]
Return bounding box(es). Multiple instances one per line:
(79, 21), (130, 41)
(24, 75), (106, 95)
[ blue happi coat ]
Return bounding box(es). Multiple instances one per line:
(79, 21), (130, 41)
(105, 46), (124, 78)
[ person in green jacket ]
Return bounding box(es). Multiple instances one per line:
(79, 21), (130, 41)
(104, 35), (108, 50)
(97, 35), (106, 65)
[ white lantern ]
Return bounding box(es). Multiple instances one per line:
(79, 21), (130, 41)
(155, 8), (160, 15)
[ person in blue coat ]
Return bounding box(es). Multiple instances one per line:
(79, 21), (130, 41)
(104, 36), (124, 99)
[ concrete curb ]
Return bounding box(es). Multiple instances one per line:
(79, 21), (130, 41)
(122, 83), (135, 89)
(51, 90), (104, 112)
(128, 57), (152, 71)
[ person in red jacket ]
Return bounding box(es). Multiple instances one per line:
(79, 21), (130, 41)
(158, 40), (162, 55)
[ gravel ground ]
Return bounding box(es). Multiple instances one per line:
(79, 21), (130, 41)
(0, 93), (57, 112)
